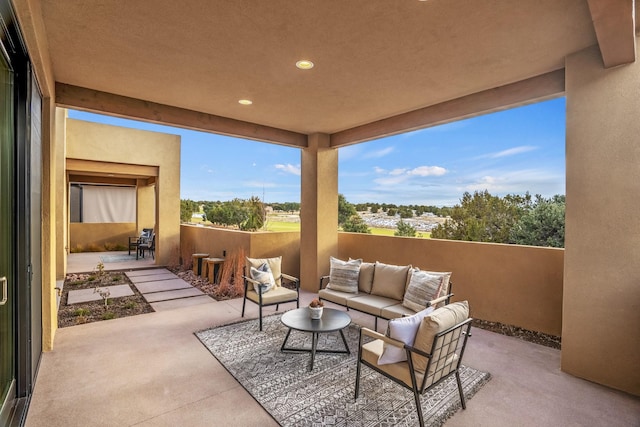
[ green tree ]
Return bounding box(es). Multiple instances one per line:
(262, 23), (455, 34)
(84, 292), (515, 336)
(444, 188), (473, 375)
(338, 194), (357, 226)
(240, 196), (265, 231)
(431, 190), (531, 243)
(180, 199), (198, 222)
(510, 195), (565, 247)
(399, 208), (413, 218)
(394, 219), (417, 237)
(387, 208), (397, 217)
(342, 214), (371, 233)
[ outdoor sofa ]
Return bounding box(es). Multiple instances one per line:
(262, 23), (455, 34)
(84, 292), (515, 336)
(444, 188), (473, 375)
(318, 258), (453, 330)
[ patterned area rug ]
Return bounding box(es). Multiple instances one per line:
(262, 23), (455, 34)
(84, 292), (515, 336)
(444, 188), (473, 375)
(196, 314), (491, 426)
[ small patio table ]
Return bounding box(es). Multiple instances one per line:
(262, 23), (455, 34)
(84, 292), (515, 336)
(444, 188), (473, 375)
(280, 307), (351, 371)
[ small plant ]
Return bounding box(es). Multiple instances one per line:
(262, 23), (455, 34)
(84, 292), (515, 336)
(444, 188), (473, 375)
(94, 287), (111, 308)
(74, 308), (90, 317)
(96, 261), (105, 277)
(87, 276), (96, 282)
(111, 275), (121, 282)
(102, 312), (116, 320)
(123, 301), (137, 309)
(309, 298), (324, 308)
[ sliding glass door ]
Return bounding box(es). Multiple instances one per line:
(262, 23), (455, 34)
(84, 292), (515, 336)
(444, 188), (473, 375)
(0, 42), (16, 426)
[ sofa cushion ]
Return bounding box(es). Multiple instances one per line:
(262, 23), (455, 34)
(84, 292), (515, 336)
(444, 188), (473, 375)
(412, 301), (469, 373)
(357, 261), (375, 293)
(346, 294), (398, 317)
(370, 262), (411, 300)
(381, 303), (418, 320)
(247, 256), (282, 286)
(378, 307), (435, 365)
(402, 270), (445, 312)
(249, 263), (275, 294)
(326, 257), (361, 293)
(318, 288), (361, 306)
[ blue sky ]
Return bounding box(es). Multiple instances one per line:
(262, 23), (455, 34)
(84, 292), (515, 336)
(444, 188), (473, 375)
(68, 97), (565, 207)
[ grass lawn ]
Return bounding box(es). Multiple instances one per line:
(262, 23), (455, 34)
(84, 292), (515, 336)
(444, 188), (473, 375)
(264, 221), (430, 238)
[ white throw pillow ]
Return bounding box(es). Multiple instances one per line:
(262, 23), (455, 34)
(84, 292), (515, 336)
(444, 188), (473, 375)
(249, 263), (275, 294)
(326, 257), (361, 293)
(377, 307), (435, 365)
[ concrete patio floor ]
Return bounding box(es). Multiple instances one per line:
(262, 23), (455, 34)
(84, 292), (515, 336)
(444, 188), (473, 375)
(26, 290), (639, 426)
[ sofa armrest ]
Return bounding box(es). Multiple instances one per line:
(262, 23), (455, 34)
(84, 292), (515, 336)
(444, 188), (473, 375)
(319, 275), (330, 290)
(427, 293), (452, 307)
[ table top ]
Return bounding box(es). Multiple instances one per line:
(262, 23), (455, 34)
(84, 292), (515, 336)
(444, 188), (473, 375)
(205, 257), (225, 263)
(281, 308), (351, 333)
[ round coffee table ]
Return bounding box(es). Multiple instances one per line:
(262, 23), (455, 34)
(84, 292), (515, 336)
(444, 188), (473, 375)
(280, 307), (351, 370)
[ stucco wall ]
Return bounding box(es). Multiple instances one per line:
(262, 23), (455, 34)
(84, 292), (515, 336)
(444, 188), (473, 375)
(69, 223), (136, 250)
(180, 225), (300, 279)
(564, 42), (640, 396)
(66, 119), (180, 266)
(338, 233), (564, 336)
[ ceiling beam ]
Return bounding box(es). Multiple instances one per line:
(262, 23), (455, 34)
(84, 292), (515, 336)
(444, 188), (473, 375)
(587, 0), (636, 68)
(330, 70), (565, 147)
(55, 83), (308, 148)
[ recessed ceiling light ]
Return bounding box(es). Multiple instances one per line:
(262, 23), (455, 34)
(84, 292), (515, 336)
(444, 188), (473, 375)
(296, 60), (314, 70)
(238, 99), (253, 105)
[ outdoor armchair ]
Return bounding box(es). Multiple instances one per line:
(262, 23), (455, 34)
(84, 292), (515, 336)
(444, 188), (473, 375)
(242, 256), (300, 331)
(355, 302), (472, 427)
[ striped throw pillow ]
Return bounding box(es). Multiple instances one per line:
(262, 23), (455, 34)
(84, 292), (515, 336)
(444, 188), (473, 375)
(326, 257), (361, 293)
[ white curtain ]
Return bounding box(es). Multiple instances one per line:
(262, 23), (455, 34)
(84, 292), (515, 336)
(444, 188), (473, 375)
(82, 185), (136, 223)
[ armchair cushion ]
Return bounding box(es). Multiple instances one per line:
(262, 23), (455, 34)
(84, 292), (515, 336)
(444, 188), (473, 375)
(412, 301), (469, 373)
(245, 286), (298, 305)
(378, 307), (435, 365)
(402, 270), (446, 312)
(326, 257), (361, 293)
(371, 262), (411, 301)
(247, 256), (282, 286)
(249, 263), (275, 294)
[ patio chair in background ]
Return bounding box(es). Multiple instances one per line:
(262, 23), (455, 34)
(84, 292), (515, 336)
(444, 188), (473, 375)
(242, 256), (300, 331)
(355, 301), (472, 427)
(138, 232), (155, 259)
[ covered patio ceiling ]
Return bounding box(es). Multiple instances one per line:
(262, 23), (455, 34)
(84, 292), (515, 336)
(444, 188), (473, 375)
(24, 0), (637, 146)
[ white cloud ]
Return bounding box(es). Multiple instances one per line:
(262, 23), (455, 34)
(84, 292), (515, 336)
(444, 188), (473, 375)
(338, 145), (362, 162)
(274, 163), (301, 176)
(389, 168), (407, 176)
(243, 181), (278, 188)
(364, 146), (394, 159)
(374, 175), (409, 186)
(373, 166), (386, 174)
(486, 145), (537, 159)
(407, 166), (447, 176)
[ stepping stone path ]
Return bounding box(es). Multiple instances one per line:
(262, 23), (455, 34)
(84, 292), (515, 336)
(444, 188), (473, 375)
(124, 268), (214, 312)
(67, 285), (135, 305)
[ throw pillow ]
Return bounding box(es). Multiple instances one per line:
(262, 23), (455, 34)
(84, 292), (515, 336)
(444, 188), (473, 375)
(357, 261), (375, 293)
(370, 262), (411, 300)
(412, 301), (469, 373)
(326, 257), (361, 293)
(402, 270), (445, 312)
(247, 256), (282, 286)
(249, 263), (275, 294)
(421, 270), (452, 298)
(377, 307), (435, 365)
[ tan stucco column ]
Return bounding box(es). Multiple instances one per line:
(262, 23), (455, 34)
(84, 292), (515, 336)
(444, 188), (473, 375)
(300, 133), (338, 291)
(55, 108), (67, 279)
(563, 40), (640, 396)
(136, 180), (156, 233)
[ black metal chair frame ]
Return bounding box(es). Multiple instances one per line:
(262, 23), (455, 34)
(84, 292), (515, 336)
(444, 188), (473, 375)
(242, 269), (300, 331)
(138, 233), (155, 259)
(355, 318), (473, 427)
